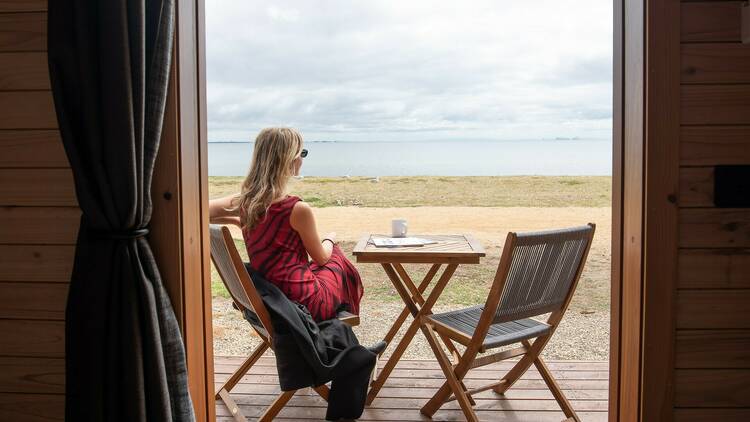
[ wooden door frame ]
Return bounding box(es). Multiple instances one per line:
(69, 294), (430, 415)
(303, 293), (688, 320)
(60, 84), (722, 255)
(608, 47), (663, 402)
(610, 0), (680, 421)
(152, 1), (679, 421)
(150, 0), (215, 420)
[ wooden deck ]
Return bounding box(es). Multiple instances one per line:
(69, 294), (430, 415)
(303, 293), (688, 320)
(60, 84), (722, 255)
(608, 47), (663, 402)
(215, 356), (609, 421)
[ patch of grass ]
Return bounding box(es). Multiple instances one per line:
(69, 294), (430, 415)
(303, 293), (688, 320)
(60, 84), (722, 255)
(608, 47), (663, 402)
(210, 239), (250, 299)
(558, 179), (585, 186)
(211, 266), (230, 299)
(300, 195), (331, 207)
(209, 175), (611, 207)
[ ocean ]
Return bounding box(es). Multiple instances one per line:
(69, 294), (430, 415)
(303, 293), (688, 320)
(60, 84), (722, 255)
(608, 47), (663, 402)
(208, 139), (612, 177)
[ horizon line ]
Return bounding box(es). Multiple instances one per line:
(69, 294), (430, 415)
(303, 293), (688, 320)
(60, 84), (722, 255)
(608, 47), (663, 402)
(207, 137), (611, 144)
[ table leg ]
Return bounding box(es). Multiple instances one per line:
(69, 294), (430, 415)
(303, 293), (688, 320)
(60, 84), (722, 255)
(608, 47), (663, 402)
(393, 263), (426, 306)
(374, 264), (440, 384)
(394, 263), (462, 360)
(367, 263), (458, 405)
(381, 264), (440, 346)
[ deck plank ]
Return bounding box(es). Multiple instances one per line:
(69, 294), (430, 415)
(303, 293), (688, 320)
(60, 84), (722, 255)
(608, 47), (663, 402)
(215, 355), (608, 421)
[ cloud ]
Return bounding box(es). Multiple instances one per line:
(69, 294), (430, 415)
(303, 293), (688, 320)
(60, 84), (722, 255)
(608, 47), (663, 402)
(266, 5), (300, 22)
(205, 0), (613, 141)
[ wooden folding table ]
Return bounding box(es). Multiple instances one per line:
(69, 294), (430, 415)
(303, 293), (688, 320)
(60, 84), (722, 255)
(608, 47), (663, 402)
(352, 234), (486, 404)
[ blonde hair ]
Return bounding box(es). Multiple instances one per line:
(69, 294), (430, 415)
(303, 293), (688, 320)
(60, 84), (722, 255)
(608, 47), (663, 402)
(233, 127), (303, 229)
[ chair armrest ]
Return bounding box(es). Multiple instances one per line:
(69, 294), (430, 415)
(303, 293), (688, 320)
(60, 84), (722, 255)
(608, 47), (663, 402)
(337, 311), (360, 327)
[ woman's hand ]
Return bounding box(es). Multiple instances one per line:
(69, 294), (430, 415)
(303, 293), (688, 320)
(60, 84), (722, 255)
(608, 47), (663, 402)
(320, 232), (337, 258)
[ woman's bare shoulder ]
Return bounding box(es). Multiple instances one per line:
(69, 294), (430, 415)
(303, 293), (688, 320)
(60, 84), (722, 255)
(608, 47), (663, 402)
(291, 199), (312, 215)
(290, 200), (315, 227)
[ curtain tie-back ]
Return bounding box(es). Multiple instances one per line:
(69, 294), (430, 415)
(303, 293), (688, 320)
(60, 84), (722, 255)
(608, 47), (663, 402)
(89, 227), (150, 240)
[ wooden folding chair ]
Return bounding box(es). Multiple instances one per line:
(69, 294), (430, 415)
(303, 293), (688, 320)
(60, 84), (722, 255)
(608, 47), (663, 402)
(209, 225), (359, 422)
(419, 224), (596, 422)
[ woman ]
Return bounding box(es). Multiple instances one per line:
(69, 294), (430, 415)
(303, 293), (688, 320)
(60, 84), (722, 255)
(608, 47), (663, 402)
(209, 128), (364, 322)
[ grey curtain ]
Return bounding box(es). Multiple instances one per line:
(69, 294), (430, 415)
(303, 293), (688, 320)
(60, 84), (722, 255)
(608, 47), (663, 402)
(47, 1), (195, 420)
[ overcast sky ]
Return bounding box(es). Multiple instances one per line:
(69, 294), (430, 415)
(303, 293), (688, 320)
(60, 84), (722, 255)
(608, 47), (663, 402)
(205, 1), (612, 142)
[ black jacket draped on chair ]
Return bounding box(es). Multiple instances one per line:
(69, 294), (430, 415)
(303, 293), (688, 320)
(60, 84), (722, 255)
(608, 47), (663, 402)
(247, 268), (376, 421)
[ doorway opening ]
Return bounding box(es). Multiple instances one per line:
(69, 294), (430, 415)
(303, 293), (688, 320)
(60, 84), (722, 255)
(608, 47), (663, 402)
(202, 1), (614, 420)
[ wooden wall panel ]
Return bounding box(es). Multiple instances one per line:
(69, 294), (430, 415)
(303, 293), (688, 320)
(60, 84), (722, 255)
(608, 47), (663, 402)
(0, 130), (67, 168)
(681, 1), (743, 42)
(680, 126), (750, 166)
(0, 1), (47, 13)
(0, 357), (64, 394)
(0, 207), (80, 245)
(0, 9), (71, 422)
(676, 290), (750, 329)
(0, 282), (68, 320)
(675, 330), (750, 369)
(679, 249), (750, 289)
(0, 12), (46, 52)
(0, 52), (48, 90)
(0, 320), (64, 358)
(678, 167), (713, 207)
(674, 409), (750, 422)
(676, 0), (750, 418)
(0, 245), (74, 283)
(674, 369), (750, 407)
(0, 169), (76, 206)
(0, 393), (63, 422)
(0, 91), (57, 129)
(679, 208), (750, 248)
(681, 44), (750, 84)
(681, 85), (750, 125)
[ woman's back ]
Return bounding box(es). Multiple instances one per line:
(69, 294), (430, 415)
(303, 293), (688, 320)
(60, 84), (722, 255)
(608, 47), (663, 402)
(243, 195), (312, 283)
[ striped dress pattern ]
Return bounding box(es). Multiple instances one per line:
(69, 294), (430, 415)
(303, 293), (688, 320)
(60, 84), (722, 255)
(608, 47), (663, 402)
(242, 196), (364, 321)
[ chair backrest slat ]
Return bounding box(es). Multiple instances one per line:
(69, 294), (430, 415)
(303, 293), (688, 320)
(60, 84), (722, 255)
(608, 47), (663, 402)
(209, 224), (274, 339)
(209, 226), (253, 310)
(492, 224), (595, 323)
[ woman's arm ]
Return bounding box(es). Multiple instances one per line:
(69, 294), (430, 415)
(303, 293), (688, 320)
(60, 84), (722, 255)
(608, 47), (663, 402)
(209, 194), (242, 226)
(211, 215), (242, 226)
(289, 201), (336, 266)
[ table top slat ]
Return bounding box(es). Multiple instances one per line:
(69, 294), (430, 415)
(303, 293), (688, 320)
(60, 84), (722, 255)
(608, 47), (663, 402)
(353, 234), (485, 264)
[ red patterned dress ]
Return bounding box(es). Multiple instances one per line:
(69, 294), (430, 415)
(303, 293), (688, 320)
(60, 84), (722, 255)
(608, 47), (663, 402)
(242, 195), (364, 321)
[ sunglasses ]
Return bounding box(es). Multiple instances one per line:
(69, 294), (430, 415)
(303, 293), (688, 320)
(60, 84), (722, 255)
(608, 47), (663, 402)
(300, 148), (308, 158)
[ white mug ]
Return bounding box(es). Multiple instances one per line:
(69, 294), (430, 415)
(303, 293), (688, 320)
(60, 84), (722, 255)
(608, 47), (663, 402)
(391, 219), (408, 238)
